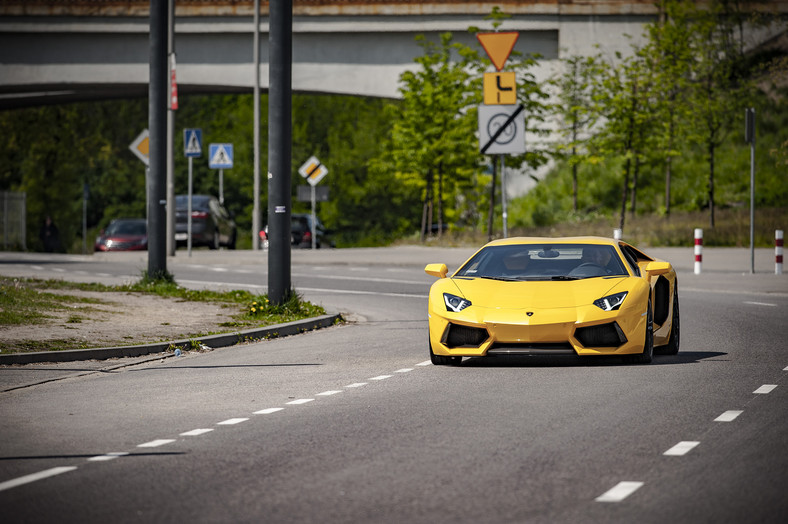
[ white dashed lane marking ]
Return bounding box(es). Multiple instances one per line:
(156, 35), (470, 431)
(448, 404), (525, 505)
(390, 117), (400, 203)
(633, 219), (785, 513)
(138, 439), (176, 448)
(753, 384), (777, 394)
(369, 375), (392, 381)
(715, 410), (743, 422)
(743, 301), (776, 307)
(595, 481), (644, 502)
(395, 368), (413, 373)
(88, 452), (129, 462)
(416, 361), (431, 366)
(286, 399), (314, 405)
(0, 467), (78, 493)
(217, 418), (249, 425)
(316, 390), (343, 396)
(181, 429), (214, 436)
(254, 407), (284, 414)
(663, 441), (700, 456)
(345, 382), (367, 388)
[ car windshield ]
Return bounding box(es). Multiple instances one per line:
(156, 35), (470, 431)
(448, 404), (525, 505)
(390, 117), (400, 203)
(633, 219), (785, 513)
(175, 195), (211, 210)
(106, 221), (146, 236)
(455, 243), (629, 280)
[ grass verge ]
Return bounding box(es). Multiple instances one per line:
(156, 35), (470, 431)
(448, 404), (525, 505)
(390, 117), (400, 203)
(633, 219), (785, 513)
(0, 276), (327, 353)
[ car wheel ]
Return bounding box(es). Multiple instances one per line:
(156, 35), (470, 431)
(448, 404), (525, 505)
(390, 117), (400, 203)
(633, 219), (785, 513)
(656, 284), (680, 355)
(625, 301), (653, 364)
(429, 337), (461, 366)
(209, 229), (220, 250)
(228, 232), (237, 250)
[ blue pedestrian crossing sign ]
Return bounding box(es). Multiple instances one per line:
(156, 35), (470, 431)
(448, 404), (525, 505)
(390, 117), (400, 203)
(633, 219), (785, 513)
(209, 143), (233, 169)
(184, 128), (202, 157)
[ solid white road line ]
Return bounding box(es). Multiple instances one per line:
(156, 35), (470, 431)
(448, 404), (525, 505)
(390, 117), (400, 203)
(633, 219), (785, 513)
(217, 418), (249, 425)
(753, 384), (777, 394)
(88, 452), (129, 462)
(663, 441), (700, 456)
(180, 429), (214, 436)
(743, 301), (777, 307)
(286, 399), (314, 405)
(595, 481), (644, 502)
(0, 467), (78, 492)
(715, 410), (743, 422)
(254, 407), (284, 414)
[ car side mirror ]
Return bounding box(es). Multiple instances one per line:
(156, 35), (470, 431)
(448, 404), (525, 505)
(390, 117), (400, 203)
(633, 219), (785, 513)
(644, 261), (671, 277)
(425, 263), (448, 279)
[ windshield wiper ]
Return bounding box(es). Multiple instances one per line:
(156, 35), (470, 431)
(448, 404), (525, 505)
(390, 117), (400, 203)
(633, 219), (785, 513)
(550, 275), (580, 281)
(479, 276), (522, 282)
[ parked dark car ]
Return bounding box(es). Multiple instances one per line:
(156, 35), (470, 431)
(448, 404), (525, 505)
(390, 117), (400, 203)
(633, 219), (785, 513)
(175, 194), (236, 249)
(259, 213), (334, 249)
(94, 218), (147, 252)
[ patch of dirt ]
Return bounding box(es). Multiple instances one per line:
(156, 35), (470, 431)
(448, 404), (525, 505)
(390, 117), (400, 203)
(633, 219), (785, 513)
(0, 289), (239, 351)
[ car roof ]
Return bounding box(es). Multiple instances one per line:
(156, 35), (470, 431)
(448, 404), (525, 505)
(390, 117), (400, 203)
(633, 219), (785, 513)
(483, 236), (619, 247)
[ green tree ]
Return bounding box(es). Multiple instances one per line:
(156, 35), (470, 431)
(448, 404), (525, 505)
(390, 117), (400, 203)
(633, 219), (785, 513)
(387, 32), (481, 241)
(549, 53), (604, 212)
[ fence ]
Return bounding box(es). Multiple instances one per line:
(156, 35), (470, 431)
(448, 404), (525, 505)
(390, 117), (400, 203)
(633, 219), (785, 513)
(0, 191), (27, 251)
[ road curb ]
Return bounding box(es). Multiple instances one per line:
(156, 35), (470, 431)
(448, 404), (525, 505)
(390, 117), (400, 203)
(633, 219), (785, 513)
(0, 314), (342, 365)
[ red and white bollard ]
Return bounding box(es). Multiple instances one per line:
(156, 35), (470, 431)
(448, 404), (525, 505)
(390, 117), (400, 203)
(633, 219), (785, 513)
(694, 228), (703, 274)
(776, 230), (784, 275)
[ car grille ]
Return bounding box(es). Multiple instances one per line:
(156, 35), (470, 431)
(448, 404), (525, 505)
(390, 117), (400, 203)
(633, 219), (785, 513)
(574, 322), (627, 348)
(441, 323), (489, 348)
(487, 342), (575, 355)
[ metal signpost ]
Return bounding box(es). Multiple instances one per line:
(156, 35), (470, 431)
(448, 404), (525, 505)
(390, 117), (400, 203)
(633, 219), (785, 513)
(745, 108), (756, 274)
(298, 156), (329, 250)
(184, 128), (202, 257)
(209, 143), (233, 205)
(476, 31), (521, 240)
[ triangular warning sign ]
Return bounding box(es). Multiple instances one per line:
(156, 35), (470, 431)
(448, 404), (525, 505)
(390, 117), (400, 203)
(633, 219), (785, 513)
(185, 131), (200, 154)
(211, 146), (228, 165)
(476, 32), (519, 71)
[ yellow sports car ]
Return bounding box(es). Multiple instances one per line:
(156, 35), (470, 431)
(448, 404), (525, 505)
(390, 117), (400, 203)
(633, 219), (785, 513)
(425, 237), (679, 365)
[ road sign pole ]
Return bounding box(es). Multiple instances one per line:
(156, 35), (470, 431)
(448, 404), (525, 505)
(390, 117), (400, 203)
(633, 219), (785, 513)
(501, 155), (508, 239)
(487, 157), (497, 242)
(166, 0), (176, 257)
(268, 0), (293, 305)
(311, 184), (317, 250)
(148, 0), (168, 279)
(252, 0), (261, 250)
(219, 168), (224, 205)
(746, 108), (756, 274)
(187, 157), (193, 257)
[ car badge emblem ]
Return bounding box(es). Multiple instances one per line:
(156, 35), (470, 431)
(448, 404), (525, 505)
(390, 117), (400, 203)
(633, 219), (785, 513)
(526, 312), (534, 317)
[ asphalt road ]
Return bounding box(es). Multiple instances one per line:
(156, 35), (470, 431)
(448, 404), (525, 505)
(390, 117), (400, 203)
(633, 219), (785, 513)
(0, 246), (786, 523)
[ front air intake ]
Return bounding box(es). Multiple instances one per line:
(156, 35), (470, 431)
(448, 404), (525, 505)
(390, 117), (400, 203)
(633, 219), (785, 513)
(441, 323), (489, 348)
(575, 322), (627, 348)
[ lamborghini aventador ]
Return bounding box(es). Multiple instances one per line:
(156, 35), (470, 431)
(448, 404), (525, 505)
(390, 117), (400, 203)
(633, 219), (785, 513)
(425, 237), (680, 365)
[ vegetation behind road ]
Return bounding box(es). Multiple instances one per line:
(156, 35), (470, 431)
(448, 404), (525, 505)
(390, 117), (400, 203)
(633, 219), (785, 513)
(1, 1), (785, 251)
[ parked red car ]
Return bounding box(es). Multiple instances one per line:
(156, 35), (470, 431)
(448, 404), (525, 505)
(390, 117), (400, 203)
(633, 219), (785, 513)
(94, 218), (147, 252)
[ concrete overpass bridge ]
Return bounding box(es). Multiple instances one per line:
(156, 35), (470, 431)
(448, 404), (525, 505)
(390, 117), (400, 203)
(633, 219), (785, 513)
(0, 0), (664, 109)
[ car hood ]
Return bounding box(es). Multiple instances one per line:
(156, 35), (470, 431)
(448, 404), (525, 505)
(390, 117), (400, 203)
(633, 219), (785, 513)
(448, 277), (627, 309)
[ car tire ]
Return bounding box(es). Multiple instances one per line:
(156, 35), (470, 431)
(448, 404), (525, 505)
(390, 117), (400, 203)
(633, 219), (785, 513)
(656, 284), (680, 355)
(228, 232), (237, 250)
(429, 337), (461, 366)
(625, 301), (653, 364)
(209, 229), (220, 250)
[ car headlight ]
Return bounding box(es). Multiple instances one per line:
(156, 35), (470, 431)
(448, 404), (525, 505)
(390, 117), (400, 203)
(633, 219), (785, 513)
(593, 291), (627, 311)
(444, 293), (471, 312)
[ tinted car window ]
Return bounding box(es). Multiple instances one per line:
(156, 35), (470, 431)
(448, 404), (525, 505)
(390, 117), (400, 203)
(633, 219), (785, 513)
(456, 244), (628, 280)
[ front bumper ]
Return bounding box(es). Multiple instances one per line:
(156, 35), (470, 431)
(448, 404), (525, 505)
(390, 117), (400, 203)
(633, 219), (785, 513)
(427, 301), (647, 357)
